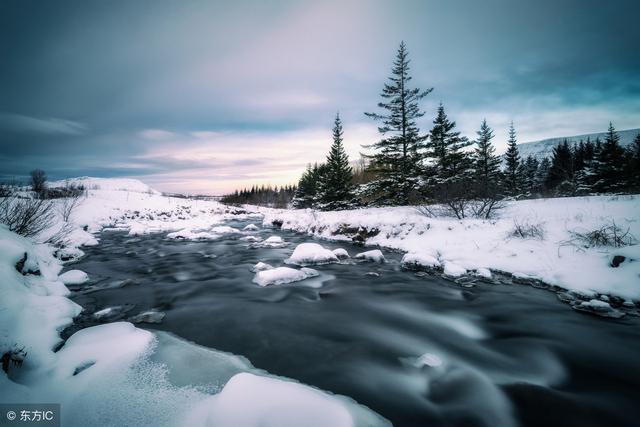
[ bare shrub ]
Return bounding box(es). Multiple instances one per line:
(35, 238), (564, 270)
(29, 169), (47, 197)
(510, 219), (545, 240)
(469, 197), (505, 219)
(0, 195), (55, 237)
(57, 191), (84, 222)
(565, 221), (637, 248)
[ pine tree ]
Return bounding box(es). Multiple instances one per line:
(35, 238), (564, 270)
(503, 121), (522, 196)
(319, 113), (354, 209)
(292, 163), (325, 208)
(623, 134), (640, 191)
(535, 157), (551, 194)
(473, 119), (502, 197)
(593, 122), (626, 192)
(518, 155), (539, 197)
(545, 140), (574, 193)
(424, 103), (473, 186)
(364, 41), (433, 205)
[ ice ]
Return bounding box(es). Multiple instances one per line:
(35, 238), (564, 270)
(443, 261), (466, 277)
(129, 310), (166, 324)
(211, 225), (240, 234)
(414, 352), (443, 368)
(333, 248), (350, 259)
(243, 223), (260, 231)
(252, 267), (319, 287)
(475, 268), (492, 279)
(354, 249), (385, 263)
(58, 269), (89, 285)
(285, 242), (339, 265)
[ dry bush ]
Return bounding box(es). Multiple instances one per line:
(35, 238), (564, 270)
(510, 219), (545, 240)
(565, 221), (637, 248)
(0, 195), (55, 237)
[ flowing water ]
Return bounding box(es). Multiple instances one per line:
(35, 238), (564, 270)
(66, 218), (640, 427)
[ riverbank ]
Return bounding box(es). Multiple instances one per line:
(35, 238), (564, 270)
(258, 195), (640, 304)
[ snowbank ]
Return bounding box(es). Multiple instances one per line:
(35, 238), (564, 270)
(354, 249), (386, 263)
(260, 195), (640, 300)
(285, 242), (339, 265)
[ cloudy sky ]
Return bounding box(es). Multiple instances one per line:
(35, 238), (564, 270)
(1, 0), (639, 194)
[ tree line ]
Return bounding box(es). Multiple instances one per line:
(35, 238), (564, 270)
(221, 184), (297, 208)
(285, 42), (640, 211)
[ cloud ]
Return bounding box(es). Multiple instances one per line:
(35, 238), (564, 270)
(138, 129), (176, 140)
(0, 113), (87, 135)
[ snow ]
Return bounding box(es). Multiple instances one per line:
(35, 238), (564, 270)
(48, 176), (160, 194)
(443, 261), (466, 277)
(333, 248), (350, 259)
(265, 235), (283, 244)
(414, 352), (443, 368)
(243, 223), (260, 231)
(252, 267), (319, 287)
(0, 178), (389, 427)
(354, 249), (386, 263)
(261, 195), (640, 300)
(211, 225), (240, 234)
(285, 242), (339, 265)
(167, 229), (221, 240)
(58, 269), (89, 285)
(251, 262), (274, 272)
(401, 252), (440, 269)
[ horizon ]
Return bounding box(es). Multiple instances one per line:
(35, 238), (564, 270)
(1, 0), (639, 194)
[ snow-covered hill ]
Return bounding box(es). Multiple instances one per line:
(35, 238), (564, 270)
(514, 128), (640, 161)
(48, 176), (160, 194)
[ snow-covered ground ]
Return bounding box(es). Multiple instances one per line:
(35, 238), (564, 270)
(259, 195), (640, 301)
(0, 178), (389, 427)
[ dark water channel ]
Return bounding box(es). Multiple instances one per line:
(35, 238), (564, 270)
(66, 218), (640, 427)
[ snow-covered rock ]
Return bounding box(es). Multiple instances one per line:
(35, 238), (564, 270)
(354, 249), (385, 263)
(167, 229), (221, 240)
(251, 262), (274, 273)
(443, 261), (466, 277)
(243, 223), (260, 231)
(332, 248), (350, 259)
(59, 269), (89, 285)
(285, 243), (339, 265)
(475, 268), (492, 279)
(401, 252), (440, 270)
(252, 267), (319, 287)
(211, 225), (240, 234)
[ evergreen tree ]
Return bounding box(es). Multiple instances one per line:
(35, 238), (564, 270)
(535, 157), (551, 194)
(319, 113), (354, 209)
(545, 140), (574, 193)
(364, 41), (432, 205)
(503, 121), (522, 196)
(623, 134), (640, 191)
(518, 155), (539, 197)
(593, 122), (626, 192)
(424, 103), (473, 186)
(292, 163), (325, 208)
(472, 119), (502, 197)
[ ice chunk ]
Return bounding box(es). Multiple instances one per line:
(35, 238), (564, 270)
(354, 249), (385, 263)
(265, 236), (283, 244)
(129, 310), (166, 324)
(443, 261), (466, 277)
(252, 267), (319, 287)
(414, 352), (443, 368)
(573, 299), (625, 318)
(332, 248), (350, 259)
(243, 223), (260, 231)
(285, 243), (339, 265)
(59, 269), (89, 285)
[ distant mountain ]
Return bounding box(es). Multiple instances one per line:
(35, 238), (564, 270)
(48, 177), (160, 194)
(513, 128), (640, 161)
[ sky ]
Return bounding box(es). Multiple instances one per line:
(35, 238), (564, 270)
(1, 0), (639, 194)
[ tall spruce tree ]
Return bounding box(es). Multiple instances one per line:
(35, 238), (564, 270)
(473, 119), (502, 197)
(319, 113), (354, 209)
(364, 41), (432, 205)
(545, 140), (575, 193)
(593, 122), (626, 192)
(292, 163), (325, 208)
(503, 121), (522, 196)
(623, 134), (640, 191)
(424, 103), (472, 185)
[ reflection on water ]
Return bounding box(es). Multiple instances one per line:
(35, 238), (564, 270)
(67, 219), (640, 427)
